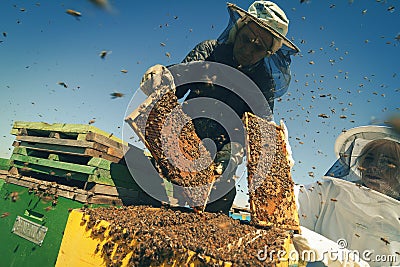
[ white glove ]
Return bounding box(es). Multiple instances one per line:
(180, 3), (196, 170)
(214, 142), (244, 175)
(140, 64), (175, 96)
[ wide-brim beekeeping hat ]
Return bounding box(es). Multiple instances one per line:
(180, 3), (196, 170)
(325, 125), (400, 181)
(227, 1), (299, 54)
(334, 125), (400, 160)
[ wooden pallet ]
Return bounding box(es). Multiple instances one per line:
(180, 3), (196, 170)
(10, 151), (140, 190)
(125, 85), (215, 209)
(11, 121), (127, 159)
(11, 121), (126, 145)
(243, 113), (300, 233)
(1, 173), (148, 206)
(13, 137), (122, 163)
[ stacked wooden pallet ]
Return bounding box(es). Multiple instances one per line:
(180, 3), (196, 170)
(7, 121), (157, 206)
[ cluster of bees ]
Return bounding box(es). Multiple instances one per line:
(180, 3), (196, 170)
(244, 113), (300, 232)
(82, 205), (289, 266)
(131, 89), (215, 208)
(28, 182), (60, 208)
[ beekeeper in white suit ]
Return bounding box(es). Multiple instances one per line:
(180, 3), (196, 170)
(294, 125), (400, 267)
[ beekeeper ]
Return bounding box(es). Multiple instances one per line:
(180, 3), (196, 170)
(140, 1), (299, 214)
(294, 125), (400, 267)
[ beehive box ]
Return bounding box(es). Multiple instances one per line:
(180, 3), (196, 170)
(0, 178), (83, 267)
(243, 113), (300, 233)
(125, 85), (215, 209)
(56, 206), (297, 267)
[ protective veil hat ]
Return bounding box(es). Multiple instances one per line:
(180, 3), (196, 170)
(325, 125), (400, 183)
(228, 1), (299, 53)
(334, 125), (400, 159)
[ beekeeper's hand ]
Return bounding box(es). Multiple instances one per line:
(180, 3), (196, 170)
(140, 64), (175, 96)
(214, 142), (244, 176)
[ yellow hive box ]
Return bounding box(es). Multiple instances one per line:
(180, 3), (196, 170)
(56, 209), (298, 267)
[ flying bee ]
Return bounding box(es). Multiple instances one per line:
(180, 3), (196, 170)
(10, 192), (19, 202)
(66, 9), (81, 18)
(318, 113), (329, 119)
(387, 163), (396, 169)
(44, 206), (53, 212)
(357, 166), (367, 172)
(57, 82), (68, 88)
(99, 50), (110, 59)
(110, 92), (124, 99)
(380, 237), (390, 245)
(1, 212), (10, 218)
(89, 0), (110, 9)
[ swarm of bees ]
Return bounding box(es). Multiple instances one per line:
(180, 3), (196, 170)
(81, 206), (289, 266)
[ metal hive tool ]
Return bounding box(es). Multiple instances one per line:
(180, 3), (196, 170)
(125, 85), (215, 210)
(243, 112), (300, 233)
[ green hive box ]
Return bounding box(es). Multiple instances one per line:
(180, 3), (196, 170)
(0, 182), (83, 267)
(0, 121), (169, 266)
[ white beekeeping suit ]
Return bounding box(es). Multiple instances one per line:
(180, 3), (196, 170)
(293, 126), (400, 267)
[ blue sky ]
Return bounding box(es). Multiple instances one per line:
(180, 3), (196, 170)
(0, 0), (398, 207)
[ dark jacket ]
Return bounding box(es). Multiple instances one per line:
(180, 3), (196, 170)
(173, 40), (275, 151)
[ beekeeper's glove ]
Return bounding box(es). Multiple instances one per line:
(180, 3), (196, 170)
(214, 142), (244, 176)
(140, 64), (175, 96)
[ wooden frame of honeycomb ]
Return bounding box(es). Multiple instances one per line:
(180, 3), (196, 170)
(243, 112), (300, 233)
(125, 85), (215, 210)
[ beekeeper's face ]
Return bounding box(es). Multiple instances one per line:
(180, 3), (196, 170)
(233, 22), (273, 67)
(358, 141), (400, 199)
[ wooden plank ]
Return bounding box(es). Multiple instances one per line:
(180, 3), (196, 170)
(106, 147), (124, 158)
(11, 154), (96, 175)
(11, 121), (127, 145)
(89, 184), (141, 198)
(89, 168), (141, 190)
(12, 161), (90, 182)
(84, 132), (126, 150)
(16, 141), (122, 163)
(87, 157), (112, 170)
(12, 152), (136, 189)
(16, 136), (109, 152)
(87, 172), (115, 187)
(5, 176), (89, 203)
(88, 195), (123, 205)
